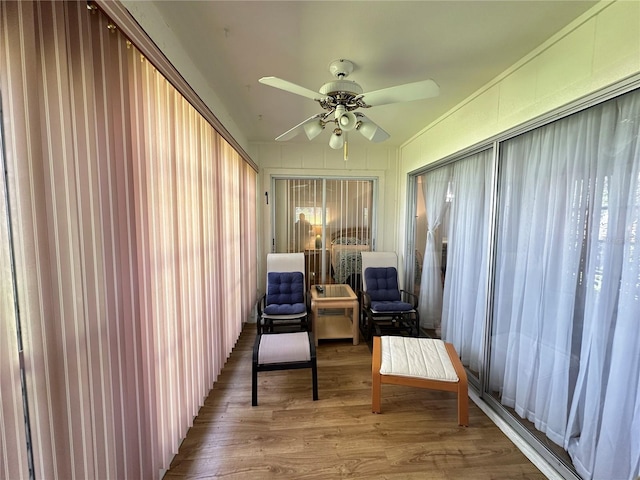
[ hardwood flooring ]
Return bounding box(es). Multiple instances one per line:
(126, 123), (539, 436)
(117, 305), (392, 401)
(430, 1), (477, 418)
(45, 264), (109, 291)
(164, 324), (546, 479)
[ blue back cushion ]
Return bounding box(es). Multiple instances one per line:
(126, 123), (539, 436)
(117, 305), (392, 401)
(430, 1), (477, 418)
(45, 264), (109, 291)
(364, 267), (401, 302)
(266, 271), (305, 306)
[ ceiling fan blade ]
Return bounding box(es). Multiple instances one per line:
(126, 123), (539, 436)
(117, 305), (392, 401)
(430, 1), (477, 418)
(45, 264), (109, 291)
(259, 76), (320, 101)
(275, 114), (324, 141)
(355, 113), (390, 143)
(361, 79), (440, 107)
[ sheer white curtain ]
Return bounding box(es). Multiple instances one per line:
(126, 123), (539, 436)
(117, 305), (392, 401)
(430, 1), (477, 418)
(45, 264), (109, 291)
(419, 167), (452, 329)
(441, 150), (491, 372)
(490, 89), (640, 480)
(565, 92), (640, 480)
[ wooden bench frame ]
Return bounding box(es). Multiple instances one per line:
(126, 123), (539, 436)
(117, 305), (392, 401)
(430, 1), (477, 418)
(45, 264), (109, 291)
(371, 336), (469, 426)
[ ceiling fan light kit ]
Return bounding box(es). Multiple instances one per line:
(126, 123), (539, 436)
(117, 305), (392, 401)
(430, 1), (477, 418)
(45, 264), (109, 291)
(259, 58), (440, 156)
(303, 120), (324, 140)
(334, 105), (357, 131)
(329, 128), (344, 150)
(356, 120), (381, 142)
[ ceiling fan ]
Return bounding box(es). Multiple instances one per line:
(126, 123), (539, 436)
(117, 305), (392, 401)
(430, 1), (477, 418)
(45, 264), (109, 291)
(259, 59), (440, 153)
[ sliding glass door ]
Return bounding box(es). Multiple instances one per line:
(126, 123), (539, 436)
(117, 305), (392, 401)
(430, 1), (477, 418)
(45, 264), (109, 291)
(273, 177), (375, 290)
(488, 88), (640, 480)
(413, 149), (492, 381)
(410, 87), (640, 480)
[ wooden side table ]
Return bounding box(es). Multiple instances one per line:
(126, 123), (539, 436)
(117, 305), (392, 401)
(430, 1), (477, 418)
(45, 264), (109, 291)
(310, 284), (359, 346)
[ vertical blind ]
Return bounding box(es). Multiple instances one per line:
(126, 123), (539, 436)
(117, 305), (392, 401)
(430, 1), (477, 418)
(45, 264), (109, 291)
(273, 178), (373, 287)
(0, 2), (257, 479)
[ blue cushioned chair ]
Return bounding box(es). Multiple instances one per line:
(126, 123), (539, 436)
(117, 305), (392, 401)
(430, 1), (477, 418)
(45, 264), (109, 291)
(360, 252), (420, 340)
(257, 253), (309, 333)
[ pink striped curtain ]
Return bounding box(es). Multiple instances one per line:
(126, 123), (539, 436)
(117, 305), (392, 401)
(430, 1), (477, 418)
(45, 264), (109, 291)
(0, 2), (257, 478)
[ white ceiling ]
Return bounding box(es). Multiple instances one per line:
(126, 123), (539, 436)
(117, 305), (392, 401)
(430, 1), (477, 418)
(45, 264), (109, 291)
(147, 0), (599, 148)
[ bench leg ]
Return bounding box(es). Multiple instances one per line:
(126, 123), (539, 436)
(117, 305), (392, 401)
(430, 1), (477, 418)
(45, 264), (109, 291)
(372, 336), (382, 413)
(457, 380), (468, 427)
(372, 375), (382, 413)
(445, 342), (469, 427)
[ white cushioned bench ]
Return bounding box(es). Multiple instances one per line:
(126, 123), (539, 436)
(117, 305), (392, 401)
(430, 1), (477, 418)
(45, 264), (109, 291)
(372, 336), (468, 426)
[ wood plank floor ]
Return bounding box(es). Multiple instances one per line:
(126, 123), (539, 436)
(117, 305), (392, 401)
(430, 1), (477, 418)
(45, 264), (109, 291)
(164, 324), (546, 479)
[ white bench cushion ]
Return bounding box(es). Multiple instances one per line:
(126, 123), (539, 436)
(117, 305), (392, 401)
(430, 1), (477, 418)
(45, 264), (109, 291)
(380, 336), (458, 382)
(258, 332), (311, 364)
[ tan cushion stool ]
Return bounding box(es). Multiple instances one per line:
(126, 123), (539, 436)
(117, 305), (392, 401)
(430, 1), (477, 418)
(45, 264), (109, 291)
(372, 336), (468, 426)
(252, 331), (318, 406)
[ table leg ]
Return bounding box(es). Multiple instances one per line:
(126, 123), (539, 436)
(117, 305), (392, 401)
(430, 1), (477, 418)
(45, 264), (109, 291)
(352, 301), (359, 345)
(311, 300), (319, 346)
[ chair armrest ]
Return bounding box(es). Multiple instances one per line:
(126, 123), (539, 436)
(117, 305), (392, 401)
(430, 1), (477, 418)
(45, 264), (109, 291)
(400, 289), (418, 309)
(361, 291), (372, 309)
(257, 294), (266, 316)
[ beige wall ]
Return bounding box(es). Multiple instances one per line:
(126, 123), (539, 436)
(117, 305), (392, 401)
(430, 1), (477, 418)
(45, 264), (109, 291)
(398, 0), (640, 274)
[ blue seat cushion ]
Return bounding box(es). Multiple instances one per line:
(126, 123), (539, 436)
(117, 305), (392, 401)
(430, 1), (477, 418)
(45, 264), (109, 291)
(265, 272), (306, 315)
(365, 267), (401, 302)
(263, 302), (307, 315)
(370, 300), (414, 312)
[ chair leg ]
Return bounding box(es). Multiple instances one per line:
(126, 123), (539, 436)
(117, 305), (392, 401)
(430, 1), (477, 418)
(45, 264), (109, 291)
(252, 334), (260, 406)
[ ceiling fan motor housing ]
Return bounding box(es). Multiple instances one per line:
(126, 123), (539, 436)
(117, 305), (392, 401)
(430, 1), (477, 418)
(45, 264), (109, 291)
(319, 80), (363, 98)
(319, 79), (364, 114)
(319, 59), (364, 113)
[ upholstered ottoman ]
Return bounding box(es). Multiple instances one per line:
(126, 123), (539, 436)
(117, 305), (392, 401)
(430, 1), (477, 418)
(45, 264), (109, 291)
(372, 335), (468, 426)
(252, 331), (318, 406)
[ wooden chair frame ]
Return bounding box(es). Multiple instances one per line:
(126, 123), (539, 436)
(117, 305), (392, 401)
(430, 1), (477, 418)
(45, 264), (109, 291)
(371, 336), (469, 426)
